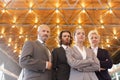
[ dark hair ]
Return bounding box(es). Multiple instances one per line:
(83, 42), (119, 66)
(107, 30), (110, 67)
(59, 30), (73, 46)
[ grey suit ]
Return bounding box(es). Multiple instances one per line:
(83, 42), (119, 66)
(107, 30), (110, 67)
(19, 40), (52, 80)
(66, 46), (100, 80)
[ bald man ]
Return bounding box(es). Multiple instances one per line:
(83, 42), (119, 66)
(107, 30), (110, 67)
(19, 24), (52, 80)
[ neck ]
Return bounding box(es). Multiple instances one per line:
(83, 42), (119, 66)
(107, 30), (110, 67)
(76, 42), (84, 50)
(91, 44), (98, 48)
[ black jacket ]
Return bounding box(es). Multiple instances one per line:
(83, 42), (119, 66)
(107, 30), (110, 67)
(52, 47), (70, 80)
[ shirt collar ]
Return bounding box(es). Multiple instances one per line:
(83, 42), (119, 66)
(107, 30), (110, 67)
(61, 44), (68, 50)
(37, 39), (44, 44)
(91, 46), (98, 50)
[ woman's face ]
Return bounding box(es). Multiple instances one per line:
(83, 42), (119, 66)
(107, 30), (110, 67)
(89, 33), (100, 46)
(74, 29), (85, 43)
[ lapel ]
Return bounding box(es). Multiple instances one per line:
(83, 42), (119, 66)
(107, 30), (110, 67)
(35, 40), (49, 59)
(72, 46), (83, 59)
(35, 40), (43, 47)
(97, 48), (101, 57)
(59, 46), (66, 55)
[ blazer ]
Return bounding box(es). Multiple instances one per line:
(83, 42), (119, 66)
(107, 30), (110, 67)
(19, 40), (52, 80)
(66, 46), (100, 80)
(95, 48), (113, 80)
(52, 47), (70, 80)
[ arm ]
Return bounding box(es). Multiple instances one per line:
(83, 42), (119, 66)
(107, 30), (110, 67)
(66, 47), (94, 69)
(100, 50), (113, 69)
(82, 51), (100, 72)
(52, 49), (58, 80)
(19, 41), (46, 72)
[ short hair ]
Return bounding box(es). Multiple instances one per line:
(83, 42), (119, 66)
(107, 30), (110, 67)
(59, 30), (72, 46)
(88, 30), (100, 40)
(37, 24), (49, 32)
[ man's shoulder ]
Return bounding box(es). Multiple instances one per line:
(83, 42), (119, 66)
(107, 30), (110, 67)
(53, 47), (63, 50)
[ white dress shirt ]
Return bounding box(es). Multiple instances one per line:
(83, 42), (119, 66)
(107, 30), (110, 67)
(75, 45), (86, 60)
(61, 44), (68, 50)
(91, 46), (98, 56)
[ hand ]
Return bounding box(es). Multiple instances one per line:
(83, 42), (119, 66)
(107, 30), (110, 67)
(47, 61), (52, 70)
(100, 68), (105, 70)
(106, 59), (108, 61)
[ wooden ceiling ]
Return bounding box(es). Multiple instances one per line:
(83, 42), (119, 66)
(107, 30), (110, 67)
(0, 0), (120, 59)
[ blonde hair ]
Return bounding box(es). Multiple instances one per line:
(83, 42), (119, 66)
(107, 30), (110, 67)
(88, 30), (100, 40)
(73, 28), (85, 36)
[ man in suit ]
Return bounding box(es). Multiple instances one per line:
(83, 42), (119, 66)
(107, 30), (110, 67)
(88, 30), (113, 80)
(19, 24), (52, 80)
(52, 30), (72, 80)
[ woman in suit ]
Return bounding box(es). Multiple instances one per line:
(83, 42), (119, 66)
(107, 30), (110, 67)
(88, 30), (113, 80)
(66, 28), (100, 80)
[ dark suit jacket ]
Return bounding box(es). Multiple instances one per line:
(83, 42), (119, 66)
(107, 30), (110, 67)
(96, 48), (113, 80)
(19, 40), (52, 80)
(52, 47), (70, 80)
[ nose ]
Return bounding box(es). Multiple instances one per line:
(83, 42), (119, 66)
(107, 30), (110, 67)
(44, 31), (49, 34)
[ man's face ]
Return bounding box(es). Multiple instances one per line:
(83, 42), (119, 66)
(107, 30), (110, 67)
(38, 26), (50, 42)
(61, 32), (71, 45)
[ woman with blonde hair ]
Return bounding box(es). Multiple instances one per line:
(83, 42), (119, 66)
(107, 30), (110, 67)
(66, 28), (100, 80)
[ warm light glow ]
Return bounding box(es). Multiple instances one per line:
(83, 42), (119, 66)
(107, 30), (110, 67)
(29, 2), (33, 7)
(78, 18), (81, 24)
(78, 25), (82, 28)
(13, 16), (17, 23)
(57, 25), (59, 28)
(25, 38), (28, 42)
(8, 38), (12, 42)
(107, 44), (110, 47)
(114, 36), (117, 39)
(81, 2), (85, 8)
(35, 17), (38, 23)
(113, 28), (117, 39)
(1, 28), (5, 34)
(34, 25), (37, 28)
(12, 25), (15, 28)
(82, 8), (86, 13)
(56, 18), (60, 23)
(55, 8), (59, 13)
(56, 3), (60, 8)
(8, 43), (11, 46)
(57, 25), (60, 35)
(108, 2), (112, 7)
(3, 3), (6, 7)
(101, 45), (104, 49)
(113, 28), (117, 35)
(19, 28), (23, 34)
(19, 35), (22, 39)
(109, 8), (113, 14)
(14, 44), (17, 49)
(14, 49), (17, 53)
(0, 35), (3, 38)
(100, 19), (103, 24)
(2, 9), (6, 13)
(28, 8), (32, 13)
(106, 38), (110, 43)
(101, 25), (104, 29)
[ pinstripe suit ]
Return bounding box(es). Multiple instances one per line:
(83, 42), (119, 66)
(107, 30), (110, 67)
(19, 40), (52, 80)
